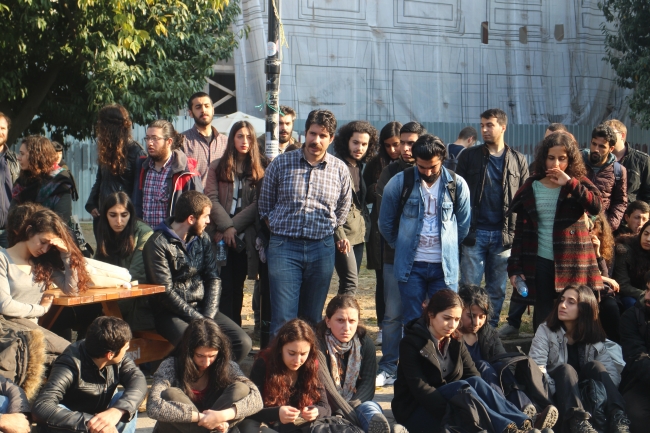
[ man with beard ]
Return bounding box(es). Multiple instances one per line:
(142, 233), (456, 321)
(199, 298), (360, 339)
(0, 113), (19, 248)
(379, 134), (470, 330)
(581, 124), (627, 231)
(456, 108), (529, 328)
(374, 121), (425, 387)
(133, 120), (203, 227)
(258, 109), (351, 338)
(619, 274), (650, 432)
(182, 92), (227, 187)
(143, 191), (251, 362)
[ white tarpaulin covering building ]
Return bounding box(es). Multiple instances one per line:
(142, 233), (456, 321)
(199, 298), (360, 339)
(231, 0), (630, 126)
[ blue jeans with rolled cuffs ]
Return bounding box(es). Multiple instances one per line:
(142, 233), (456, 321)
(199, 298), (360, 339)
(354, 401), (384, 433)
(267, 234), (335, 337)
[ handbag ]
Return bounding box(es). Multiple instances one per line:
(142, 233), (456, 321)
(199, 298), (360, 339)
(303, 416), (365, 433)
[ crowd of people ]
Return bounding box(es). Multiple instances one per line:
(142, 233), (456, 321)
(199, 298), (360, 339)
(1, 93), (650, 433)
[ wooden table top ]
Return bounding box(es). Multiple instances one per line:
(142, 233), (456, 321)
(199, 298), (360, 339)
(44, 284), (165, 306)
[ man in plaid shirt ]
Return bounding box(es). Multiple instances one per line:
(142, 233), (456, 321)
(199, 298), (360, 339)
(259, 110), (352, 336)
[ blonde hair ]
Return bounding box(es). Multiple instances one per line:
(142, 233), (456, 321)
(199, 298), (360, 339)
(604, 119), (627, 136)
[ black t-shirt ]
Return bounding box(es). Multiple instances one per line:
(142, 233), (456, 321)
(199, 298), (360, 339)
(567, 343), (581, 374)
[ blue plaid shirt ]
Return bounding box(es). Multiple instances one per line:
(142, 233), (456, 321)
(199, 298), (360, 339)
(258, 149), (352, 240)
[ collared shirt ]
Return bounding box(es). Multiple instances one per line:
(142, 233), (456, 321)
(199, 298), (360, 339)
(142, 154), (174, 227)
(258, 149), (352, 240)
(182, 125), (227, 187)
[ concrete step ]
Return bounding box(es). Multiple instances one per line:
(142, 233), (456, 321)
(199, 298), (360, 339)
(501, 334), (534, 354)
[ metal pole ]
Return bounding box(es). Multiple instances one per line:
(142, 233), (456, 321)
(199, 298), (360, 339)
(260, 0), (281, 348)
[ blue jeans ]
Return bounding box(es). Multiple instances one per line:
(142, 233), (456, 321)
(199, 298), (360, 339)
(378, 263), (402, 376)
(0, 395), (8, 413)
(398, 261), (447, 324)
(474, 360), (533, 411)
(460, 230), (511, 327)
(354, 401), (384, 433)
(267, 235), (335, 337)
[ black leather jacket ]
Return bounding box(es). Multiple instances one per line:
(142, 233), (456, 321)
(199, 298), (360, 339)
(143, 218), (222, 321)
(85, 140), (146, 214)
(620, 141), (650, 204)
(456, 144), (529, 248)
(32, 341), (147, 432)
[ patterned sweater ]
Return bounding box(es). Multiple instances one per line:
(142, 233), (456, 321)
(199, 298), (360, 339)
(146, 357), (263, 425)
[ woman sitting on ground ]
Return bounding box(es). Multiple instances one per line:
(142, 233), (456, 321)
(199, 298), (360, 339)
(613, 220), (650, 309)
(456, 285), (542, 413)
(0, 209), (90, 353)
(392, 289), (557, 433)
(94, 192), (153, 330)
(147, 318), (262, 433)
(529, 284), (630, 433)
(586, 213), (623, 342)
(240, 319), (331, 433)
(11, 136), (76, 221)
(315, 295), (392, 433)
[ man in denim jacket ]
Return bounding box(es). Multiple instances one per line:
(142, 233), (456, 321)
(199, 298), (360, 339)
(379, 134), (471, 324)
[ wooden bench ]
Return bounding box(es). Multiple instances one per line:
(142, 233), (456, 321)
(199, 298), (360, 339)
(39, 284), (174, 364)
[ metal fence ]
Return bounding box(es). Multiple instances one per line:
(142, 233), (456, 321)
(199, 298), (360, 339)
(46, 118), (650, 221)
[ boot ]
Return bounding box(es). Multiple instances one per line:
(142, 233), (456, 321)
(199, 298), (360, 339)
(569, 409), (598, 433)
(534, 405), (558, 429)
(608, 409), (631, 433)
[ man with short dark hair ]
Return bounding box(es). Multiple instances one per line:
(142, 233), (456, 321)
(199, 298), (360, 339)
(143, 191), (251, 362)
(544, 123), (567, 137)
(444, 126), (477, 171)
(582, 124), (627, 231)
(182, 92), (227, 186)
(616, 200), (650, 236)
(456, 108), (529, 327)
(279, 105), (299, 151)
(259, 109), (351, 337)
(32, 317), (147, 433)
(379, 134), (470, 322)
(0, 113), (20, 248)
(374, 121), (425, 387)
(606, 119), (650, 204)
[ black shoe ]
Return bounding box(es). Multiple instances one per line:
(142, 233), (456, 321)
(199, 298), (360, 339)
(569, 410), (598, 433)
(608, 410), (631, 433)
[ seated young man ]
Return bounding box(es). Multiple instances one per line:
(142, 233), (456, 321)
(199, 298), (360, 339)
(0, 376), (31, 433)
(142, 190), (252, 363)
(32, 316), (147, 433)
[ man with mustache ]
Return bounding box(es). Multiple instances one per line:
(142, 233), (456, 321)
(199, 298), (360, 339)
(619, 273), (650, 432)
(182, 92), (227, 187)
(456, 108), (529, 328)
(142, 191), (251, 362)
(379, 134), (470, 329)
(581, 124), (628, 231)
(258, 109), (351, 338)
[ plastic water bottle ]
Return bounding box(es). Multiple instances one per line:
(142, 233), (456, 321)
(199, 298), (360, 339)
(216, 240), (227, 262)
(514, 276), (528, 298)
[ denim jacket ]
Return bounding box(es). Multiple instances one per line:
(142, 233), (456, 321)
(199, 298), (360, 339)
(378, 166), (471, 287)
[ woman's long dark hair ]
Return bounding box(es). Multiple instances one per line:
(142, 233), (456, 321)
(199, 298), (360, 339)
(378, 121), (402, 162)
(422, 288), (464, 321)
(19, 136), (57, 180)
(214, 121), (265, 185)
(13, 209), (90, 292)
(530, 131), (586, 179)
(260, 319), (321, 409)
(174, 318), (234, 401)
(96, 104), (132, 176)
(95, 192), (138, 261)
(458, 284), (492, 323)
(315, 295), (367, 340)
(615, 220), (650, 284)
(592, 213), (615, 268)
(546, 284), (607, 344)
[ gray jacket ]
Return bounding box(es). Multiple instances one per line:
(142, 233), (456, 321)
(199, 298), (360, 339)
(528, 323), (620, 395)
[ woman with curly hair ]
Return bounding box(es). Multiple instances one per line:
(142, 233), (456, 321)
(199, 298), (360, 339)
(85, 104), (146, 227)
(0, 209), (91, 354)
(333, 120), (378, 295)
(613, 220), (650, 309)
(147, 318), (263, 433)
(11, 136), (76, 221)
(508, 131), (603, 330)
(241, 319), (331, 433)
(204, 121), (264, 326)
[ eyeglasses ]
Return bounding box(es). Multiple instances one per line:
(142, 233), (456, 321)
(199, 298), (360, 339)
(143, 136), (165, 143)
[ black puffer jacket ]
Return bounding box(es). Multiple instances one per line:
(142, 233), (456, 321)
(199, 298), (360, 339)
(477, 322), (507, 362)
(456, 144), (529, 248)
(32, 340), (147, 432)
(392, 317), (480, 424)
(619, 301), (650, 393)
(85, 140), (146, 214)
(143, 218), (221, 321)
(620, 142), (650, 204)
(582, 150), (628, 231)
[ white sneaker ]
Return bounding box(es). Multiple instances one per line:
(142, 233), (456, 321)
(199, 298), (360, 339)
(376, 370), (396, 387)
(375, 329), (383, 345)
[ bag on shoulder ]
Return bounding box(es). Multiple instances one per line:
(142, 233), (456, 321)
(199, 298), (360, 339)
(489, 352), (553, 410)
(442, 383), (494, 433)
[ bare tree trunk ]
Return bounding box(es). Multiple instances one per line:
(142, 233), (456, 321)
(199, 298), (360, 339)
(7, 64), (62, 144)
